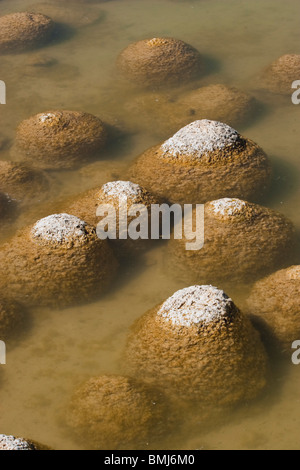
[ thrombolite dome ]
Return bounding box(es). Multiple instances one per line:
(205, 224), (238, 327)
(0, 160), (49, 206)
(0, 214), (118, 308)
(127, 120), (271, 204)
(0, 12), (55, 54)
(13, 110), (108, 170)
(117, 37), (204, 87)
(167, 198), (296, 287)
(66, 375), (169, 450)
(262, 54), (300, 94)
(65, 180), (163, 259)
(246, 266), (300, 354)
(125, 285), (268, 408)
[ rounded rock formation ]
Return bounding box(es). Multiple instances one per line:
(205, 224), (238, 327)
(167, 198), (296, 287)
(117, 37), (204, 87)
(0, 12), (55, 54)
(0, 214), (118, 308)
(262, 54), (300, 95)
(125, 285), (268, 407)
(0, 161), (49, 206)
(14, 110), (107, 170)
(66, 375), (168, 450)
(127, 120), (271, 204)
(67, 180), (163, 259)
(246, 266), (300, 354)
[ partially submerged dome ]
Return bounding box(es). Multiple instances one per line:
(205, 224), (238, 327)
(117, 37), (204, 87)
(0, 12), (55, 54)
(14, 111), (107, 170)
(127, 120), (271, 204)
(0, 214), (118, 308)
(125, 285), (268, 407)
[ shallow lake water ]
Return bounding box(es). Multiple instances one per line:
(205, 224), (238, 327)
(0, 0), (300, 450)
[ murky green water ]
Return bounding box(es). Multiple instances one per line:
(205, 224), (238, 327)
(0, 0), (300, 450)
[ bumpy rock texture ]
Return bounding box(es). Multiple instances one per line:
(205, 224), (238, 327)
(125, 285), (268, 408)
(262, 54), (300, 94)
(127, 120), (271, 204)
(0, 13), (55, 54)
(66, 375), (169, 450)
(14, 111), (107, 170)
(0, 214), (118, 308)
(246, 266), (300, 354)
(167, 198), (296, 287)
(117, 37), (204, 87)
(66, 180), (163, 259)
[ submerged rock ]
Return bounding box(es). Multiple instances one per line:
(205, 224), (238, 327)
(117, 37), (204, 87)
(66, 375), (169, 450)
(0, 12), (55, 54)
(262, 54), (300, 95)
(0, 161), (49, 206)
(246, 266), (300, 354)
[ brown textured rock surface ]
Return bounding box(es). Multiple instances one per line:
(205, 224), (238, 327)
(0, 12), (55, 54)
(125, 285), (268, 407)
(117, 37), (204, 87)
(14, 111), (107, 170)
(0, 161), (49, 206)
(127, 120), (271, 204)
(262, 54), (300, 94)
(0, 214), (118, 308)
(246, 266), (300, 353)
(0, 299), (24, 340)
(167, 198), (296, 286)
(67, 180), (163, 259)
(66, 375), (169, 450)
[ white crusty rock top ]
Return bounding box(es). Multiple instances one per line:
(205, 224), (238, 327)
(209, 198), (247, 217)
(157, 285), (234, 327)
(0, 434), (34, 451)
(100, 181), (144, 202)
(160, 120), (240, 159)
(31, 213), (89, 245)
